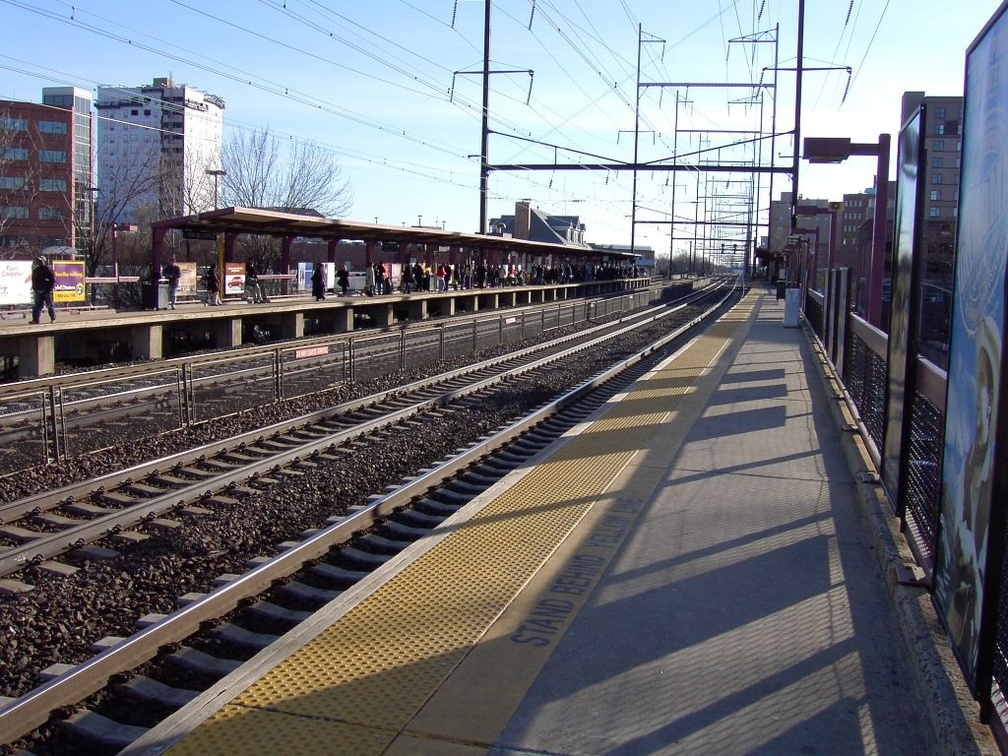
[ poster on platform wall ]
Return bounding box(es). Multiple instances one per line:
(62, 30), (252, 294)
(52, 260), (86, 303)
(934, 2), (1008, 693)
(177, 262), (198, 293)
(0, 260), (32, 305)
(224, 262), (246, 296)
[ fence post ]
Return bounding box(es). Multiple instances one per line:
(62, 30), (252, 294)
(274, 348), (283, 401)
(45, 385), (61, 464)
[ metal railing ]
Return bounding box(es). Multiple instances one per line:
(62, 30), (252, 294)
(0, 291), (661, 472)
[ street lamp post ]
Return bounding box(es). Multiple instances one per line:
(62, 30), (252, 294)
(802, 135), (891, 328)
(206, 168), (226, 210)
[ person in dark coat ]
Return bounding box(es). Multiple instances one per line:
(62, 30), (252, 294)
(204, 264), (221, 306)
(245, 259), (268, 303)
(163, 257), (181, 309)
(337, 264), (350, 296)
(311, 264), (325, 301)
(412, 261), (424, 293)
(30, 257), (56, 324)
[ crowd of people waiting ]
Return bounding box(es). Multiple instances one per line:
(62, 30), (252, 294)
(359, 260), (643, 296)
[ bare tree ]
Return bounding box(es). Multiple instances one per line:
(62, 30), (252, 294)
(75, 151), (162, 276)
(221, 127), (352, 271)
(160, 139), (221, 218)
(222, 127), (352, 216)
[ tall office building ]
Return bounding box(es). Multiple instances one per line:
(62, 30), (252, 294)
(0, 85), (93, 255)
(96, 77), (224, 223)
(901, 91), (962, 364)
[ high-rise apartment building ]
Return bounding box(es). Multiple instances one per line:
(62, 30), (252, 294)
(0, 86), (93, 256)
(96, 77), (224, 223)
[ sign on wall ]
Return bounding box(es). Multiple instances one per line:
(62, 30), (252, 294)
(223, 262), (245, 296)
(881, 108), (925, 514)
(934, 2), (1008, 691)
(52, 260), (86, 303)
(0, 260), (32, 306)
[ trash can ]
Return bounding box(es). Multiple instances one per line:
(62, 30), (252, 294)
(783, 287), (801, 327)
(156, 279), (170, 309)
(775, 280), (786, 300)
(142, 279), (171, 309)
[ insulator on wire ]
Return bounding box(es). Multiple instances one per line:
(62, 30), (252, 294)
(451, 0), (458, 29)
(529, 0), (536, 30)
(841, 68), (852, 104)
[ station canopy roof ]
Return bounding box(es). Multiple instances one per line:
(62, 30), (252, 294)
(153, 207), (638, 261)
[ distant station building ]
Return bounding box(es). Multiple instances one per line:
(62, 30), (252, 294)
(96, 76), (224, 223)
(0, 86), (94, 257)
(488, 200), (589, 248)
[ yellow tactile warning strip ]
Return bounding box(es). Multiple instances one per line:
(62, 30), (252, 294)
(167, 291), (762, 756)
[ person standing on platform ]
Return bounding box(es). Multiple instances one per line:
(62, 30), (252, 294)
(311, 263), (325, 301)
(246, 259), (268, 303)
(337, 264), (350, 296)
(204, 264), (222, 306)
(163, 257), (181, 309)
(365, 263), (375, 296)
(412, 261), (424, 293)
(30, 256), (56, 324)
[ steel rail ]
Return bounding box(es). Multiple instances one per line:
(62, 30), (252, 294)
(0, 282), (740, 749)
(0, 288), (718, 577)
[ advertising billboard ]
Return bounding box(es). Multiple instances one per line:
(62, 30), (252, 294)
(0, 260), (32, 306)
(933, 2), (1008, 691)
(52, 260), (86, 303)
(881, 109), (925, 513)
(224, 262), (246, 296)
(177, 262), (199, 293)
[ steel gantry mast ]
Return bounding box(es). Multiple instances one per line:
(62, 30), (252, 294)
(467, 3), (809, 269)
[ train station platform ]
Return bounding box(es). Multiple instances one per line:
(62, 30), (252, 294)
(1, 277), (653, 378)
(131, 288), (990, 755)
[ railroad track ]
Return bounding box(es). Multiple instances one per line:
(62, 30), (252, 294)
(0, 282), (741, 753)
(0, 285), (724, 580)
(0, 285), (683, 476)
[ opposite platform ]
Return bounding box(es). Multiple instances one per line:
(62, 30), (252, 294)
(134, 289), (951, 755)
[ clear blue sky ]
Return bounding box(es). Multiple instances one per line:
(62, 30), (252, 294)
(1, 0), (1003, 256)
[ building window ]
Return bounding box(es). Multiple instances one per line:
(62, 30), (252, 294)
(935, 106), (946, 119)
(2, 146), (29, 161)
(37, 120), (68, 135)
(930, 189), (941, 201)
(40, 178), (67, 192)
(39, 150), (67, 163)
(0, 206), (29, 219)
(932, 156), (944, 168)
(933, 140), (944, 152)
(0, 117), (28, 131)
(935, 123), (945, 135)
(0, 176), (26, 190)
(39, 206), (67, 220)
(929, 207), (941, 218)
(933, 173), (943, 185)
(131, 109), (139, 115)
(0, 235), (30, 247)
